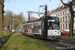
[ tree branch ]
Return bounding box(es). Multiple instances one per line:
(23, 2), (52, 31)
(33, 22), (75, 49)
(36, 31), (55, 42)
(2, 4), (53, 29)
(72, 0), (75, 5)
(60, 0), (69, 6)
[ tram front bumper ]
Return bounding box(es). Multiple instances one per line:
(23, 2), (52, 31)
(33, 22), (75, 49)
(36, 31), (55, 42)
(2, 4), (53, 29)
(47, 36), (61, 40)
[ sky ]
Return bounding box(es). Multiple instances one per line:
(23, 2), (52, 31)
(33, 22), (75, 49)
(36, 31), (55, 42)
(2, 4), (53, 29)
(4, 0), (69, 18)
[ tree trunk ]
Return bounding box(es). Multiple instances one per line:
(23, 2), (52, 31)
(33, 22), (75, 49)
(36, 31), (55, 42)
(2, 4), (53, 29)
(69, 2), (74, 37)
(0, 0), (4, 39)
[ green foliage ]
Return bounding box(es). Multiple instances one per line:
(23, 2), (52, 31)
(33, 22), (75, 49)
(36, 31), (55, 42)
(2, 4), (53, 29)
(62, 36), (75, 39)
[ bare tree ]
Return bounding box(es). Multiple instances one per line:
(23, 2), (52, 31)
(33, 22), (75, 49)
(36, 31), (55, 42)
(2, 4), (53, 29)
(13, 12), (25, 29)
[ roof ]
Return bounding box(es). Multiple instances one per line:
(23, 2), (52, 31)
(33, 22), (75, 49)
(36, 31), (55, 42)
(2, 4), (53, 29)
(49, 2), (75, 14)
(47, 11), (51, 16)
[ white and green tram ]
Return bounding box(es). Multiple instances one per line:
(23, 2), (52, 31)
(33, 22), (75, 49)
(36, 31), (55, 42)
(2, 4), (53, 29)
(22, 16), (61, 40)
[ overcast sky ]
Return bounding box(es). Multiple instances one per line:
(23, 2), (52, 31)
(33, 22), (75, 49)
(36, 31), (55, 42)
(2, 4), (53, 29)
(4, 0), (69, 18)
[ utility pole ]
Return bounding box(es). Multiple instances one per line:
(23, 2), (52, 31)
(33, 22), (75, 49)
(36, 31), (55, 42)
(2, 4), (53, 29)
(40, 5), (48, 38)
(44, 5), (48, 38)
(28, 11), (30, 22)
(45, 5), (47, 18)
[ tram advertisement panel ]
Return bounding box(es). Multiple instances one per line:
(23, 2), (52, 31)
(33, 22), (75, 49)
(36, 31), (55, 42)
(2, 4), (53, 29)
(32, 29), (39, 33)
(24, 29), (28, 32)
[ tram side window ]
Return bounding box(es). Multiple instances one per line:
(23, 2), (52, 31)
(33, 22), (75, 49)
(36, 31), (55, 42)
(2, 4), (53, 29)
(28, 24), (34, 29)
(23, 25), (25, 29)
(48, 23), (53, 29)
(29, 24), (31, 29)
(34, 23), (38, 29)
(25, 25), (30, 29)
(26, 25), (28, 29)
(24, 25), (27, 29)
(37, 22), (41, 29)
(31, 24), (34, 29)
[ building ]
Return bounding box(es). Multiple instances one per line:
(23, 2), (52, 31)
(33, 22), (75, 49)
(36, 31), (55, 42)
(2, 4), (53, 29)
(49, 3), (75, 32)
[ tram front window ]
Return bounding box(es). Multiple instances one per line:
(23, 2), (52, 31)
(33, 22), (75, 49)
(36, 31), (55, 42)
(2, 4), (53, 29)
(52, 23), (60, 30)
(48, 23), (53, 29)
(48, 22), (60, 30)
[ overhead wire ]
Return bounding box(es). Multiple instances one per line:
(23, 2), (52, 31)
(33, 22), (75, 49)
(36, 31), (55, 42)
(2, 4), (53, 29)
(44, 0), (51, 5)
(38, 7), (40, 17)
(27, 0), (51, 18)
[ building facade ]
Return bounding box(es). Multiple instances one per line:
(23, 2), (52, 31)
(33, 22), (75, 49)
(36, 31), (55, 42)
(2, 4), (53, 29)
(49, 4), (75, 31)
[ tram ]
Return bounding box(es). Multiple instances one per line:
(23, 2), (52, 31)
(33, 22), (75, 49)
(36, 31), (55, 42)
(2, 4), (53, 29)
(22, 16), (61, 40)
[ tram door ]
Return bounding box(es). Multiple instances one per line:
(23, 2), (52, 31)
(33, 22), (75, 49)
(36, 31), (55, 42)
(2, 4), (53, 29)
(41, 19), (48, 38)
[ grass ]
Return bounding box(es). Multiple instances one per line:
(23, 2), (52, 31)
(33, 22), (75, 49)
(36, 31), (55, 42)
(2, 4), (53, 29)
(62, 36), (75, 40)
(0, 33), (53, 50)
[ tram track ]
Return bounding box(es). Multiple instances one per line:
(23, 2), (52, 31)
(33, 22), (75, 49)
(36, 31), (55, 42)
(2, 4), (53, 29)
(25, 35), (75, 50)
(62, 40), (75, 46)
(34, 38), (75, 50)
(61, 38), (75, 46)
(39, 39), (75, 50)
(27, 36), (67, 49)
(33, 38), (70, 49)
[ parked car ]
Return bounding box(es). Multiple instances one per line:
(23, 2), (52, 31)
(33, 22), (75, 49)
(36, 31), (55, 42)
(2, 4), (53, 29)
(61, 31), (69, 36)
(15, 29), (22, 32)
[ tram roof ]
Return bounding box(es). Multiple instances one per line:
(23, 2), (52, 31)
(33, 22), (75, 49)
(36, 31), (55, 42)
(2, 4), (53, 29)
(23, 16), (59, 24)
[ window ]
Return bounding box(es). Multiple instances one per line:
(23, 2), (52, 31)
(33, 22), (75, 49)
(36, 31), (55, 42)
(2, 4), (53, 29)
(58, 13), (59, 16)
(68, 23), (69, 29)
(63, 17), (64, 22)
(66, 16), (67, 22)
(65, 10), (67, 14)
(60, 12), (62, 16)
(37, 22), (41, 29)
(68, 10), (70, 13)
(56, 14), (57, 16)
(31, 24), (34, 29)
(27, 25), (29, 29)
(33, 22), (41, 29)
(23, 25), (28, 29)
(66, 24), (67, 29)
(29, 24), (33, 29)
(23, 22), (41, 29)
(48, 23), (60, 30)
(61, 25), (62, 29)
(63, 11), (64, 15)
(34, 23), (38, 29)
(62, 17), (63, 22)
(52, 23), (60, 30)
(48, 23), (53, 29)
(68, 15), (69, 21)
(63, 24), (64, 29)
(60, 17), (62, 22)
